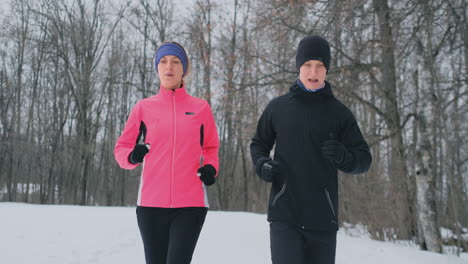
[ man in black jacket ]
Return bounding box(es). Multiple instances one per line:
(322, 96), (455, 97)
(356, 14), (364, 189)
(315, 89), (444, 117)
(250, 35), (372, 264)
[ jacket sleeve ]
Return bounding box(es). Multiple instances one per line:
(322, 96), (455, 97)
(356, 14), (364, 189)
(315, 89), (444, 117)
(338, 111), (372, 174)
(201, 101), (220, 175)
(114, 102), (142, 170)
(250, 100), (276, 176)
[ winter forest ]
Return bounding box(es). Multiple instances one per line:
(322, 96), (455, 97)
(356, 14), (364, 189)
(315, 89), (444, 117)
(0, 0), (467, 255)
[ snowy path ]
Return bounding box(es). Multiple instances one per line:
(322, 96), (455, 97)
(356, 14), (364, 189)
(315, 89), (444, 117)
(1, 203), (466, 264)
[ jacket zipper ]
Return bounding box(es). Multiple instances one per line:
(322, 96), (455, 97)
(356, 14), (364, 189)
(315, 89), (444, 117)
(171, 92), (176, 207)
(272, 184), (286, 207)
(324, 189), (336, 217)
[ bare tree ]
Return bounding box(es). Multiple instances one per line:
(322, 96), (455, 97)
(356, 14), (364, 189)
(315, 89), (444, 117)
(0, 0), (32, 202)
(126, 0), (174, 97)
(33, 0), (125, 204)
(413, 0), (442, 251)
(187, 0), (214, 103)
(372, 0), (415, 239)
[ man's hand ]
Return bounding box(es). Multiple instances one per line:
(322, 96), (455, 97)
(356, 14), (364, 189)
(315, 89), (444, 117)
(255, 157), (280, 183)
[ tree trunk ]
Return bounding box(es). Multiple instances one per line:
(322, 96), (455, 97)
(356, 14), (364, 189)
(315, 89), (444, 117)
(373, 0), (414, 239)
(414, 30), (442, 252)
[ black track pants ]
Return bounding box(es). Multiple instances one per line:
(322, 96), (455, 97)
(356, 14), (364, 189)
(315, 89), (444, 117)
(136, 206), (208, 264)
(270, 221), (337, 264)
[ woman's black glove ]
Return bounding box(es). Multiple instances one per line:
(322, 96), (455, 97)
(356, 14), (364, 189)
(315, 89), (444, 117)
(128, 144), (149, 164)
(198, 164), (217, 186)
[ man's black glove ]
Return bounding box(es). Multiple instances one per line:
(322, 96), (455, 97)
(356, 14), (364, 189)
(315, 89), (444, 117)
(321, 133), (352, 167)
(129, 144), (149, 164)
(198, 164), (217, 186)
(255, 157), (280, 183)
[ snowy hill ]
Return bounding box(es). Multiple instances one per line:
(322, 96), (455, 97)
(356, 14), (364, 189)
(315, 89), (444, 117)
(1, 203), (467, 264)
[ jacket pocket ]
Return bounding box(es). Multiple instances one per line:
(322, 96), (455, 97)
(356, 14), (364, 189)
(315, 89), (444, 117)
(324, 189), (336, 217)
(272, 183), (286, 207)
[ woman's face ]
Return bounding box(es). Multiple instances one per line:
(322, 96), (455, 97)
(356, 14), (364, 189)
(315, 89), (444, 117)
(299, 60), (327, 90)
(157, 55), (184, 90)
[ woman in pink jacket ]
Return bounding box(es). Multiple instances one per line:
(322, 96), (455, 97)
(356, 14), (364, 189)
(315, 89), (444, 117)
(114, 41), (219, 264)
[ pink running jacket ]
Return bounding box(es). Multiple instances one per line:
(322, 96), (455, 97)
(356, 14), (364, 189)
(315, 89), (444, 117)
(114, 86), (219, 208)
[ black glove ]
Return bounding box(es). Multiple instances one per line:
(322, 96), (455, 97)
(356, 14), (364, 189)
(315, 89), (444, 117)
(255, 157), (280, 183)
(321, 133), (351, 167)
(198, 164), (217, 186)
(129, 144), (149, 164)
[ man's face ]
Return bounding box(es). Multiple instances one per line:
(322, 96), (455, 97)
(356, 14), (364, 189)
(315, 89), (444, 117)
(299, 60), (327, 90)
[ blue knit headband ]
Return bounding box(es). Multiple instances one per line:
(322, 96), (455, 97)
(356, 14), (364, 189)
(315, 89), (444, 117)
(155, 43), (188, 75)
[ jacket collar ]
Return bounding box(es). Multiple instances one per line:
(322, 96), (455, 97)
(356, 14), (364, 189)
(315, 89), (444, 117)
(158, 84), (189, 100)
(290, 80), (335, 102)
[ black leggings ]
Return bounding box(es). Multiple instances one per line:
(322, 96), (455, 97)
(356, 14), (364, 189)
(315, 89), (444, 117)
(270, 221), (337, 264)
(136, 206), (208, 264)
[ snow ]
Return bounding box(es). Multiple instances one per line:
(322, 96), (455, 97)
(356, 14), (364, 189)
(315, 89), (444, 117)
(1, 202), (467, 264)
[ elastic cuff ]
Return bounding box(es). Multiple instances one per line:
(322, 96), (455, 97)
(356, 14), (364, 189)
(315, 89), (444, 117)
(128, 153), (138, 165)
(255, 157), (271, 176)
(337, 151), (354, 171)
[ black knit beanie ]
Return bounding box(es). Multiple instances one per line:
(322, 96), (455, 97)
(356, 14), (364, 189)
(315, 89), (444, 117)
(295, 35), (331, 72)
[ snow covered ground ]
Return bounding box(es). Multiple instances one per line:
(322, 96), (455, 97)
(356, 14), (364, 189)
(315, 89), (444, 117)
(1, 202), (467, 264)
